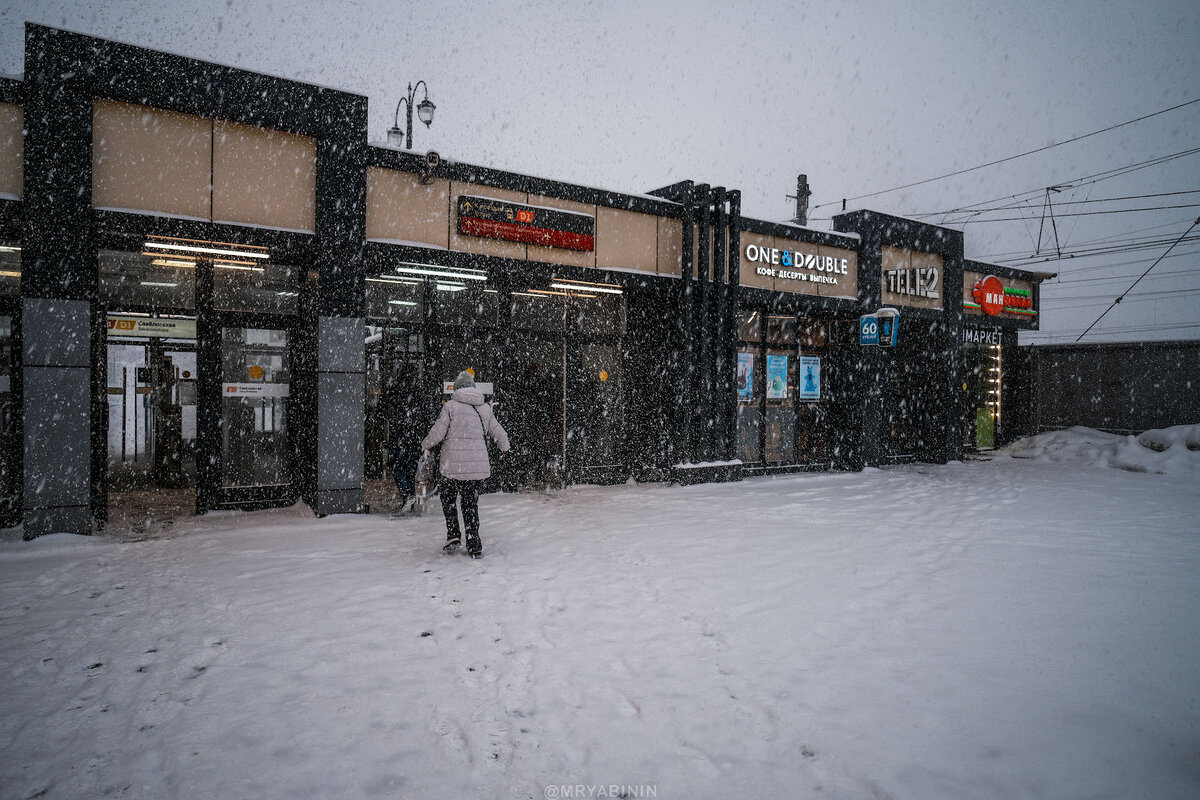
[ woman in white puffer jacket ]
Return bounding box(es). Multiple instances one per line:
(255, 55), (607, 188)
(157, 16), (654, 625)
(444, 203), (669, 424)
(422, 370), (510, 558)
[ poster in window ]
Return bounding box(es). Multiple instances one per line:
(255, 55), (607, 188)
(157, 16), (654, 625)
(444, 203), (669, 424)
(766, 354), (788, 399)
(798, 356), (821, 401)
(737, 352), (754, 401)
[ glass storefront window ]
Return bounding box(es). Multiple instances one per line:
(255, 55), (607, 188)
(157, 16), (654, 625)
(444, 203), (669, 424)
(0, 245), (19, 297)
(434, 284), (498, 327)
(738, 311), (761, 342)
(736, 347), (762, 462)
(99, 249), (197, 311)
(513, 291), (565, 332)
(764, 349), (796, 463)
(213, 260), (300, 315)
(570, 292), (625, 336)
(767, 315), (797, 347)
(365, 277), (423, 323)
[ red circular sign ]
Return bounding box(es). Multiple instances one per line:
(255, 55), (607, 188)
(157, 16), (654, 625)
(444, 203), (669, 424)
(973, 275), (1005, 316)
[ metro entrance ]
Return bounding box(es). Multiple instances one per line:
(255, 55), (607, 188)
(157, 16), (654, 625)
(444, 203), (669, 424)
(99, 234), (302, 528)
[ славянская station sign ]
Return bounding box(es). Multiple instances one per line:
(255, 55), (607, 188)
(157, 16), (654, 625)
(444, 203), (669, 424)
(457, 195), (595, 252)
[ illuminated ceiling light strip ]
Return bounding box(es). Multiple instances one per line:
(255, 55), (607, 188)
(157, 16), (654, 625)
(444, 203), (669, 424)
(394, 264), (487, 281)
(150, 258), (198, 269)
(0, 270), (21, 277)
(144, 242), (270, 259)
(0, 245), (21, 253)
(549, 280), (622, 294)
(367, 276), (421, 285)
(436, 282), (466, 292)
(140, 281), (179, 287)
(214, 264), (265, 272)
(388, 300), (418, 306)
(527, 288), (598, 299)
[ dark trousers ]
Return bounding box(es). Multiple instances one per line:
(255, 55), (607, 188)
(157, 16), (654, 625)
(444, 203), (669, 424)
(391, 443), (419, 494)
(439, 479), (480, 543)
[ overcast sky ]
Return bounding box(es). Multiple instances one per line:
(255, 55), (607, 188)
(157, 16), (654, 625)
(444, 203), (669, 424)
(2, 0), (1197, 343)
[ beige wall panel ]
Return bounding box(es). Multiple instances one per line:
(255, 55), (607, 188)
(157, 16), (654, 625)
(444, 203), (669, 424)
(657, 217), (682, 276)
(963, 269), (984, 315)
(92, 99), (212, 219)
(0, 103), (22, 199)
(881, 244), (909, 274)
(526, 194), (597, 268)
(738, 231), (775, 290)
(366, 167), (450, 247)
(212, 120), (316, 232)
(450, 183), (528, 259)
(596, 207), (658, 273)
(814, 244), (858, 298)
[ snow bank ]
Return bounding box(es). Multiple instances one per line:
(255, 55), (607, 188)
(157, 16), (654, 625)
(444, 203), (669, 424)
(1001, 423), (1200, 476)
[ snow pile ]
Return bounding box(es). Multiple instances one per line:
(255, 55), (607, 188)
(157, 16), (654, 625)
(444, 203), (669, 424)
(1, 457), (1199, 799)
(1002, 423), (1200, 476)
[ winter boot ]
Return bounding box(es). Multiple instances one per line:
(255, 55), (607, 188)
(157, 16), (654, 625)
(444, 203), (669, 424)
(443, 537), (461, 553)
(465, 534), (483, 559)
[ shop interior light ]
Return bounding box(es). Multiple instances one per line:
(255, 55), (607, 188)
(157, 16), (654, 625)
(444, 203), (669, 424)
(436, 282), (466, 292)
(0, 245), (21, 253)
(143, 237), (270, 260)
(367, 276), (421, 285)
(549, 278), (622, 295)
(393, 263), (487, 282)
(0, 270), (21, 278)
(140, 281), (179, 288)
(213, 263), (265, 272)
(388, 300), (418, 306)
(149, 258), (198, 269)
(528, 288), (598, 299)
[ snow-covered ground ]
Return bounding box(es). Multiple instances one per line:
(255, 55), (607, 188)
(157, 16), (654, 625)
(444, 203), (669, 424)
(2, 427), (1198, 799)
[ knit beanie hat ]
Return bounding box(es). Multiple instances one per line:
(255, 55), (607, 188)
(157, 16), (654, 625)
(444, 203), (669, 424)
(453, 370), (475, 389)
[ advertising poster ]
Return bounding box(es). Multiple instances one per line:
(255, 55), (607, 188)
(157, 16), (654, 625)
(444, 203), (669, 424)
(766, 354), (788, 399)
(798, 356), (821, 401)
(737, 352), (754, 401)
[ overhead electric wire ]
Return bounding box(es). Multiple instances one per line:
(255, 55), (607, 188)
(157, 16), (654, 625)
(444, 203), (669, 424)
(995, 237), (1200, 267)
(934, 148), (1200, 217)
(977, 215), (1200, 261)
(905, 148), (1200, 222)
(1075, 218), (1200, 341)
(912, 188), (1200, 221)
(939, 202), (1200, 224)
(812, 97), (1200, 210)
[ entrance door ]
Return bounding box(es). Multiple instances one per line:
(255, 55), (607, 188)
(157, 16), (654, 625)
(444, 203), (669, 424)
(566, 341), (624, 482)
(214, 325), (296, 508)
(507, 332), (565, 489)
(104, 315), (199, 528)
(106, 338), (197, 490)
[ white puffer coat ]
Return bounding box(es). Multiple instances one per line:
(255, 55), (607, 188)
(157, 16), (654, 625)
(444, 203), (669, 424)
(422, 387), (511, 481)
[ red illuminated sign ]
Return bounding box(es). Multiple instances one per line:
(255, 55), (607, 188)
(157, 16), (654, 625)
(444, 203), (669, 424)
(458, 196), (595, 252)
(972, 275), (1006, 316)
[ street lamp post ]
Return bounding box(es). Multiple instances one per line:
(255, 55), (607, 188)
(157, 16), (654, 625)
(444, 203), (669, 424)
(387, 81), (435, 149)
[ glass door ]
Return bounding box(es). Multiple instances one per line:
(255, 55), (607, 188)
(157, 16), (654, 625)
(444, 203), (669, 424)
(566, 341), (623, 482)
(506, 331), (565, 489)
(216, 325), (295, 506)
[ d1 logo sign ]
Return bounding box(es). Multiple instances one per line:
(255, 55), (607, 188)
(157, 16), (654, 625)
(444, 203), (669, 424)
(973, 275), (1006, 316)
